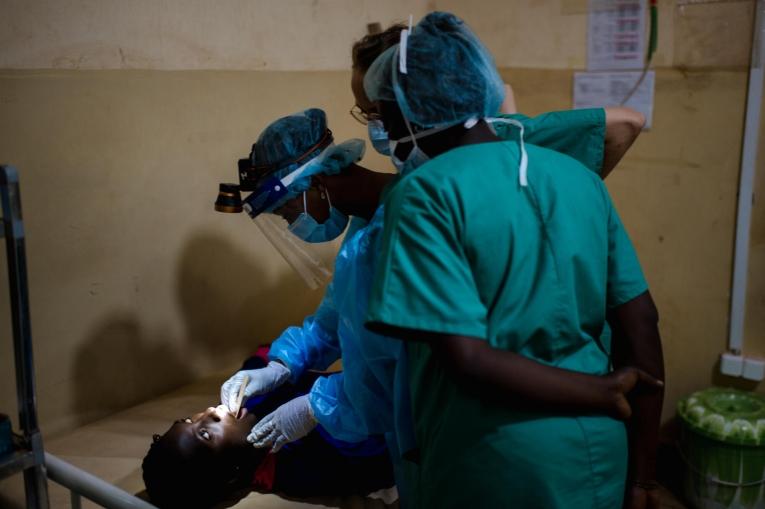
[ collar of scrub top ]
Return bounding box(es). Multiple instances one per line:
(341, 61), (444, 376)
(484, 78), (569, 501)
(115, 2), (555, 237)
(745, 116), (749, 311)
(397, 15), (528, 187)
(243, 129), (334, 218)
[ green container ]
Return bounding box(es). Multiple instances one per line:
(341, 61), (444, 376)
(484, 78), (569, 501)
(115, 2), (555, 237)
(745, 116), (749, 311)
(677, 388), (765, 509)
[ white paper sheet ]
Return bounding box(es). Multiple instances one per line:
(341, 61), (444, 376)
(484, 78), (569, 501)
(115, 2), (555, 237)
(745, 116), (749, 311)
(587, 0), (647, 71)
(573, 71), (655, 129)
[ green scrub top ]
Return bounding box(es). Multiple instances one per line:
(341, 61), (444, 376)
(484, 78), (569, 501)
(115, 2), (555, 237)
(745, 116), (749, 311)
(366, 137), (647, 508)
(496, 108), (606, 176)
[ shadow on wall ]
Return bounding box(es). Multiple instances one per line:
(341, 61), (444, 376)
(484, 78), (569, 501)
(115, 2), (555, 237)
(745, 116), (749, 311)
(174, 230), (323, 368)
(70, 229), (323, 427)
(71, 313), (194, 425)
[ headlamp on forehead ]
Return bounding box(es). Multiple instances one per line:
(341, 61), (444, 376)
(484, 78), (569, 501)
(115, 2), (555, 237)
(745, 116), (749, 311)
(212, 126), (366, 290)
(214, 129), (334, 217)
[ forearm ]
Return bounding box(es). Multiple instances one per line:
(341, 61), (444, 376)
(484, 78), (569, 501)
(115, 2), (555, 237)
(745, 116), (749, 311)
(602, 107), (645, 178)
(609, 292), (665, 483)
(431, 336), (614, 414)
(499, 83), (517, 114)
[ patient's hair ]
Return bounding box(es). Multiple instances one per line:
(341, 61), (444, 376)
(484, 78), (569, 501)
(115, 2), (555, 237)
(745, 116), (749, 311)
(351, 23), (405, 71)
(142, 432), (255, 509)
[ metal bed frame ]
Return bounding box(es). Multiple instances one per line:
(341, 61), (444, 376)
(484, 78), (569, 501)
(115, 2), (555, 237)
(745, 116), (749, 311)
(0, 165), (49, 508)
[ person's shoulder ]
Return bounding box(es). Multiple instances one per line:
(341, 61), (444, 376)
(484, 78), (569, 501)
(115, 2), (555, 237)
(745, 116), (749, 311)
(527, 142), (602, 182)
(521, 143), (606, 204)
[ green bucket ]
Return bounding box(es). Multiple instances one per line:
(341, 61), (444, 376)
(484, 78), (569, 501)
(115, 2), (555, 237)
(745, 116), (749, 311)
(677, 388), (765, 509)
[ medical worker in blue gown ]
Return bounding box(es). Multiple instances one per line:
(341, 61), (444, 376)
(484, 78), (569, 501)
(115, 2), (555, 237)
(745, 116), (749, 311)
(361, 12), (664, 509)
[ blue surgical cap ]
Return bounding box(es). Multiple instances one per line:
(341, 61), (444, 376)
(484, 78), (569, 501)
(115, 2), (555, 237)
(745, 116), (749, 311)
(363, 12), (505, 128)
(250, 108), (365, 211)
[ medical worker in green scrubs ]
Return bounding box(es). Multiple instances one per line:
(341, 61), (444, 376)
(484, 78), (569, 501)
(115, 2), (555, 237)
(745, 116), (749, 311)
(363, 12), (665, 509)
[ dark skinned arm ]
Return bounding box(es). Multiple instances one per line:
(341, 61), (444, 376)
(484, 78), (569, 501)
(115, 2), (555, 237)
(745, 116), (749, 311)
(602, 107), (645, 178)
(366, 324), (662, 420)
(608, 290), (665, 509)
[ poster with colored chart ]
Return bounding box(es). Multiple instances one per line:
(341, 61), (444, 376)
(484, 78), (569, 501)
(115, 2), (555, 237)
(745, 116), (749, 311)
(587, 0), (647, 71)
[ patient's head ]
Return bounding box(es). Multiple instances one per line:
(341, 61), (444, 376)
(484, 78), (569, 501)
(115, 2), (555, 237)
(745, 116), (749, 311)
(142, 405), (265, 508)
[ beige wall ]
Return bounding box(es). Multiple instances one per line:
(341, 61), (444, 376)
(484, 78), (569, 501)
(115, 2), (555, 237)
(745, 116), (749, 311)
(0, 0), (762, 442)
(0, 0), (432, 70)
(1, 0), (754, 71)
(0, 70), (393, 436)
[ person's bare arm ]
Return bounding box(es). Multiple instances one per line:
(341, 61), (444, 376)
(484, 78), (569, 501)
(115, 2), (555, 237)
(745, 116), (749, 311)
(608, 291), (665, 509)
(602, 107), (645, 178)
(366, 324), (661, 419)
(500, 83), (517, 114)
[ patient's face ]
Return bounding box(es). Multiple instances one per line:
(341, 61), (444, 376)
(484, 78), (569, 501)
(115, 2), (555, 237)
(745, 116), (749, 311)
(165, 405), (256, 460)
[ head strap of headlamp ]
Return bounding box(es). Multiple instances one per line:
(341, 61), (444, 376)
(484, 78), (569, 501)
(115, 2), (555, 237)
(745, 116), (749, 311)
(251, 129), (334, 178)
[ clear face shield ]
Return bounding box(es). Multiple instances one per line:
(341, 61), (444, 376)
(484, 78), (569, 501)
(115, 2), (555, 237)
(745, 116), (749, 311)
(251, 214), (336, 290)
(214, 145), (344, 290)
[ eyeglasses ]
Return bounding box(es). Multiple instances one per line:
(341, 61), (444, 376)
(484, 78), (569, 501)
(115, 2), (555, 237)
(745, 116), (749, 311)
(350, 105), (382, 125)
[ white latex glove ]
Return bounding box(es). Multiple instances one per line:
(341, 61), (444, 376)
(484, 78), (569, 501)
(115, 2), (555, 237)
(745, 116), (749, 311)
(247, 395), (317, 453)
(220, 361), (291, 412)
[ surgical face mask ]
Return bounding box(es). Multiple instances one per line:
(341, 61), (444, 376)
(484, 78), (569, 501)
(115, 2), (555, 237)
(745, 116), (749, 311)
(388, 117), (453, 175)
(287, 189), (349, 243)
(389, 139), (430, 174)
(367, 119), (391, 156)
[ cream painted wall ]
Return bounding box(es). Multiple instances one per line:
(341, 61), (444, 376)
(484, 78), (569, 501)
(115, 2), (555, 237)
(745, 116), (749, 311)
(0, 0), (762, 442)
(0, 0), (432, 70)
(1, 0), (754, 71)
(0, 70), (394, 437)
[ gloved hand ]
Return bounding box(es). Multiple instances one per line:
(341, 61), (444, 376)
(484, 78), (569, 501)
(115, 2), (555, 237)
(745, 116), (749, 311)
(247, 394), (317, 453)
(220, 361), (291, 412)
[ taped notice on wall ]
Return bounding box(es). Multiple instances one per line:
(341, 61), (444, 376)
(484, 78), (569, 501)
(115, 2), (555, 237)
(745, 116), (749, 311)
(573, 71), (655, 129)
(588, 0), (647, 71)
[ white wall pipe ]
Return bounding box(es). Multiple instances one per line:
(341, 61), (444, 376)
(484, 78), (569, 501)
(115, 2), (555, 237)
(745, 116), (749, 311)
(728, 0), (765, 354)
(45, 453), (157, 509)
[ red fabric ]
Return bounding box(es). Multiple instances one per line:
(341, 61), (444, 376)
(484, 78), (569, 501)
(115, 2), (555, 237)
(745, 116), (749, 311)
(253, 345), (271, 363)
(251, 452), (277, 492)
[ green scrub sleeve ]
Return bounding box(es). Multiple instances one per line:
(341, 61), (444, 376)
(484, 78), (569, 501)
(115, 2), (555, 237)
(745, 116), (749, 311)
(604, 188), (649, 308)
(366, 176), (488, 339)
(497, 109), (606, 176)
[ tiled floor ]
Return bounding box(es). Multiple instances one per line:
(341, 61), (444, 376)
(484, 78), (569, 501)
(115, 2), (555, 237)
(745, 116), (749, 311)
(0, 373), (688, 508)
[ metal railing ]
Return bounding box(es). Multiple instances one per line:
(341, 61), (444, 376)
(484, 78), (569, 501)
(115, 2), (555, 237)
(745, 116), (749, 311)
(45, 453), (158, 509)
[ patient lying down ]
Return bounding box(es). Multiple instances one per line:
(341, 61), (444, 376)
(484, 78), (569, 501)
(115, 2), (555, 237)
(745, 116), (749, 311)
(142, 348), (394, 509)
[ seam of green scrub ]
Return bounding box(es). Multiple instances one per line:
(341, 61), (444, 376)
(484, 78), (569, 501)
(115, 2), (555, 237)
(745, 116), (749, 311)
(574, 416), (600, 509)
(506, 140), (568, 353)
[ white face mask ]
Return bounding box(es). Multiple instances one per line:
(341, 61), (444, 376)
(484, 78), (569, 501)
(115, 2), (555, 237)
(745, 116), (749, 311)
(388, 117), (452, 175)
(287, 189), (349, 243)
(389, 140), (430, 174)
